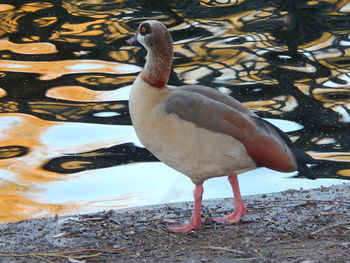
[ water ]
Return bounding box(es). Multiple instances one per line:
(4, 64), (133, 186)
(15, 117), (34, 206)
(0, 0), (349, 222)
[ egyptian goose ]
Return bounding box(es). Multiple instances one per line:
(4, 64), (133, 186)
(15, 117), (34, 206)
(127, 20), (315, 232)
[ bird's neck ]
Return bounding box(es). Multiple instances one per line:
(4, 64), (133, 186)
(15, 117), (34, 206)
(141, 42), (173, 89)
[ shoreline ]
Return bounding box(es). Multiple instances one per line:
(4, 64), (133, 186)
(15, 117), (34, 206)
(0, 183), (349, 262)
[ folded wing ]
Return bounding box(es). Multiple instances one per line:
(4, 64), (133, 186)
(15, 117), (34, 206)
(165, 90), (298, 173)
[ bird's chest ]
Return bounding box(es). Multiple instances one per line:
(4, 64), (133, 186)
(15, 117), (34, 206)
(131, 102), (194, 159)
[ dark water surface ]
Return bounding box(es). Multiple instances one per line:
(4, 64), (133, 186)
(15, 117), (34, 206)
(0, 0), (349, 221)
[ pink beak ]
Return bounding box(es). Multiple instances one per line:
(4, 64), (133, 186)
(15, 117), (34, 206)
(127, 35), (138, 45)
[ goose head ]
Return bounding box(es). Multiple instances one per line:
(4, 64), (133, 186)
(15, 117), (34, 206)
(128, 20), (173, 88)
(127, 20), (172, 50)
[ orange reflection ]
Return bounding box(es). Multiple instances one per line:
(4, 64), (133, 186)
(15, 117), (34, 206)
(0, 190), (76, 222)
(299, 33), (335, 50)
(49, 9), (132, 46)
(0, 59), (140, 80)
(0, 114), (57, 179)
(244, 96), (297, 115)
(0, 181), (138, 222)
(0, 113), (75, 221)
(0, 4), (15, 12)
(0, 88), (7, 98)
(308, 152), (350, 162)
(20, 2), (54, 12)
(46, 85), (128, 102)
(0, 112), (136, 222)
(46, 85), (103, 101)
(50, 19), (106, 41)
(337, 169), (350, 177)
(312, 88), (350, 103)
(33, 16), (59, 27)
(0, 39), (57, 54)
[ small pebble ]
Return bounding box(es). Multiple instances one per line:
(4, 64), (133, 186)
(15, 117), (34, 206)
(125, 230), (135, 235)
(161, 218), (179, 223)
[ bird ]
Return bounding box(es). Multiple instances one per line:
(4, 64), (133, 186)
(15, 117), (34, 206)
(127, 20), (316, 232)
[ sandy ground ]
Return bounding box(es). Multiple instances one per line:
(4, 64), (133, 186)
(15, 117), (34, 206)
(0, 183), (349, 262)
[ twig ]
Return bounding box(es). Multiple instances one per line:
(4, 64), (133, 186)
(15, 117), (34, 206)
(231, 258), (259, 262)
(310, 221), (350, 235)
(312, 212), (345, 217)
(0, 253), (28, 258)
(56, 248), (127, 254)
(31, 254), (55, 263)
(109, 227), (123, 231)
(249, 199), (350, 207)
(109, 218), (123, 226)
(0, 247), (127, 260)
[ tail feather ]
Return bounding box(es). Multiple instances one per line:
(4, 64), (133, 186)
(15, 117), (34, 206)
(292, 146), (316, 180)
(252, 117), (317, 179)
(297, 163), (316, 180)
(292, 148), (316, 164)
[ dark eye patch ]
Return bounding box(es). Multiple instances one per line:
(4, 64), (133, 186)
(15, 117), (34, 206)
(139, 22), (151, 36)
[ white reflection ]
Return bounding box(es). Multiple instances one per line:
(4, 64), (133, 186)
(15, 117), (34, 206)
(0, 169), (18, 183)
(93, 112), (120, 117)
(41, 123), (142, 148)
(100, 85), (131, 101)
(263, 118), (303, 132)
(68, 63), (105, 70)
(36, 162), (346, 211)
(0, 115), (23, 127)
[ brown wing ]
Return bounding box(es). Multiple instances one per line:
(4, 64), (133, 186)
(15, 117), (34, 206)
(177, 85), (256, 117)
(165, 91), (297, 172)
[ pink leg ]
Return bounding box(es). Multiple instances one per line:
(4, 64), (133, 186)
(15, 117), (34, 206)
(167, 184), (204, 232)
(213, 174), (247, 224)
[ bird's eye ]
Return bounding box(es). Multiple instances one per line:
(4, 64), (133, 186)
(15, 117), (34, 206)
(139, 23), (151, 36)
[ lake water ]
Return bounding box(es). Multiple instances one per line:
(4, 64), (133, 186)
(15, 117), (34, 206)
(0, 0), (349, 222)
